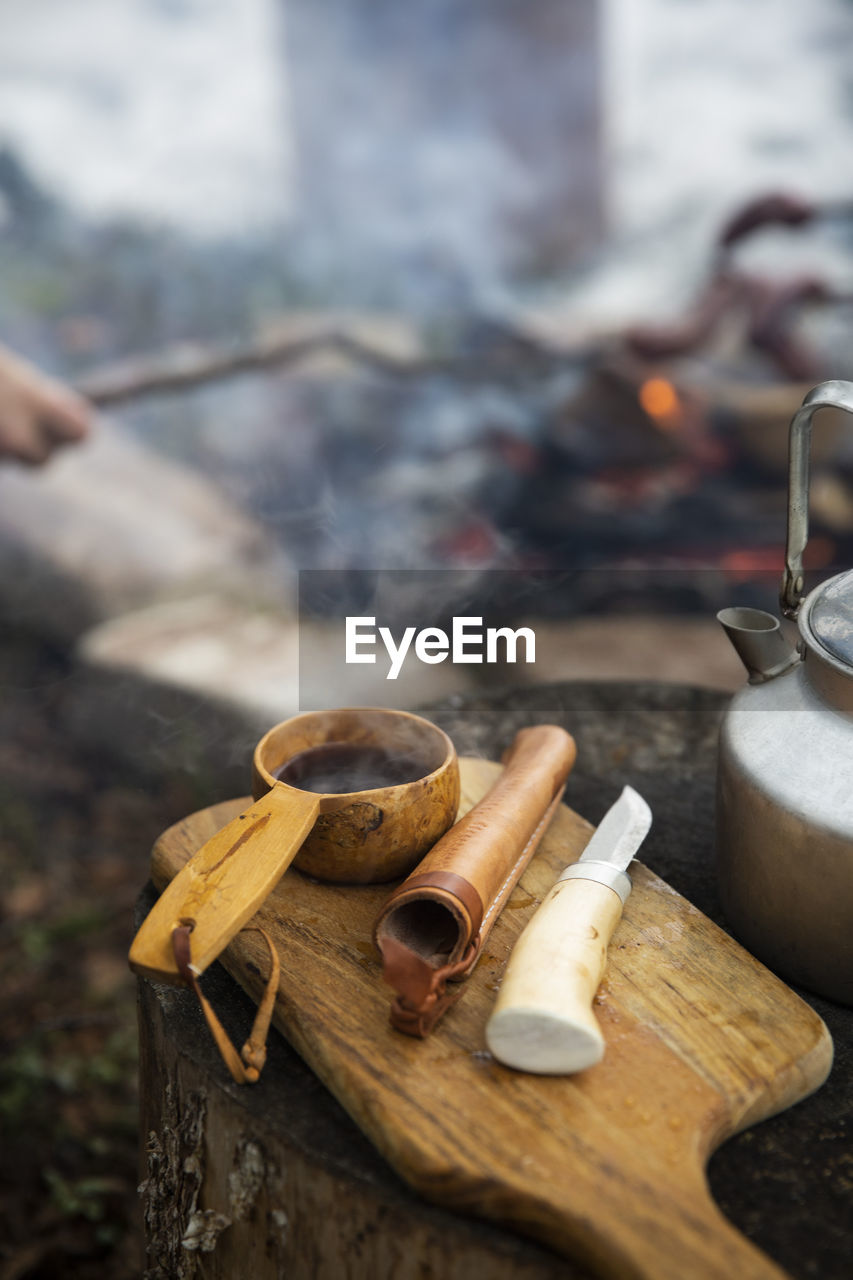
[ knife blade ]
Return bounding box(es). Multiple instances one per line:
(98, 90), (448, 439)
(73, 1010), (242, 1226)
(485, 786), (652, 1074)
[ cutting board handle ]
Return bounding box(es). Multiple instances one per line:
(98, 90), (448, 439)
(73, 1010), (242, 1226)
(567, 1167), (795, 1280)
(129, 784), (320, 983)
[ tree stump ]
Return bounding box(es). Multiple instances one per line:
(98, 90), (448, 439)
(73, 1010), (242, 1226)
(137, 681), (853, 1280)
(137, 916), (576, 1279)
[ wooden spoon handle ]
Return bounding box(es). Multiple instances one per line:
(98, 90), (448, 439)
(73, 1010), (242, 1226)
(129, 784), (320, 983)
(486, 876), (623, 1073)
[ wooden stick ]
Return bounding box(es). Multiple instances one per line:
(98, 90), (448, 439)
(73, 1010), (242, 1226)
(74, 323), (588, 408)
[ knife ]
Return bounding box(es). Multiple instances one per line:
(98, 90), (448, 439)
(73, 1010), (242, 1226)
(485, 785), (652, 1074)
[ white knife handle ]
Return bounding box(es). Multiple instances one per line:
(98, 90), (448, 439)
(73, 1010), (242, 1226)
(486, 875), (626, 1074)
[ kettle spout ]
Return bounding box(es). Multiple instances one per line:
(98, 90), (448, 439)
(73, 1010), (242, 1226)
(717, 607), (799, 683)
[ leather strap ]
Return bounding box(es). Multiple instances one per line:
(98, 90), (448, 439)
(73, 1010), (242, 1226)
(382, 935), (480, 1037)
(172, 924), (280, 1084)
(476, 783), (565, 938)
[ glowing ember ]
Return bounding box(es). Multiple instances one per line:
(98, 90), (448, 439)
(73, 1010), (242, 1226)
(639, 377), (682, 432)
(720, 536), (836, 583)
(720, 548), (784, 581)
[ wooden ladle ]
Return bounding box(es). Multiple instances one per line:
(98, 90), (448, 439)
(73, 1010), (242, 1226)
(129, 707), (459, 985)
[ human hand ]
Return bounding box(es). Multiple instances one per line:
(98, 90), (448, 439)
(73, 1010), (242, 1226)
(0, 343), (92, 466)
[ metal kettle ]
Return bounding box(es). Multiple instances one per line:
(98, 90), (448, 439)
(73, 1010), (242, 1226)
(717, 380), (853, 1004)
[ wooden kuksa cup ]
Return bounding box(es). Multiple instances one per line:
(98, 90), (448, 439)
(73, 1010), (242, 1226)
(129, 708), (459, 985)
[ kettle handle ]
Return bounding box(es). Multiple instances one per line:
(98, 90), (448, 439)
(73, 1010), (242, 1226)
(781, 379), (853, 617)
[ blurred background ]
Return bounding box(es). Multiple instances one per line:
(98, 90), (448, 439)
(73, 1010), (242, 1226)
(3, 1), (853, 1275)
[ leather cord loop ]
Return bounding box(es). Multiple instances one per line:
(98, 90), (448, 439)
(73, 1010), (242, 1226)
(386, 937), (480, 1037)
(172, 924), (280, 1084)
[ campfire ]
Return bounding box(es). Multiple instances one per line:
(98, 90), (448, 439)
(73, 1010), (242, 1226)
(55, 188), (853, 630)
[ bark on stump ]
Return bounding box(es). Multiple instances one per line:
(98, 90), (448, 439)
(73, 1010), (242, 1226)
(137, 922), (576, 1279)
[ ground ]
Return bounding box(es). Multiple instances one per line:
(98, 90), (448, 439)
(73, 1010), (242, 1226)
(0, 626), (223, 1280)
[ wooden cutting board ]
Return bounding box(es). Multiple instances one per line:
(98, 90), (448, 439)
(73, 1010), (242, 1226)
(149, 758), (832, 1280)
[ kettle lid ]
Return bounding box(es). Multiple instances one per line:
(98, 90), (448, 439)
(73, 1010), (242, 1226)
(808, 569), (853, 668)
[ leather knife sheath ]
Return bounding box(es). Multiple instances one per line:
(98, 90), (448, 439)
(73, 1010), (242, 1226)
(373, 724), (576, 1036)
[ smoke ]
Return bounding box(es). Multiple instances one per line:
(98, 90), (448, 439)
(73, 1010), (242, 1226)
(279, 0), (602, 309)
